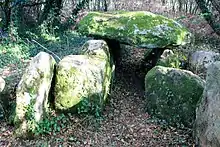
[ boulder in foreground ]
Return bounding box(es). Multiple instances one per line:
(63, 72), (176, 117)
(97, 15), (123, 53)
(14, 52), (56, 137)
(54, 40), (114, 114)
(196, 61), (220, 147)
(145, 66), (204, 127)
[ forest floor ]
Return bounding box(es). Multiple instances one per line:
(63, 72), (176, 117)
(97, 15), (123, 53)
(0, 45), (194, 146)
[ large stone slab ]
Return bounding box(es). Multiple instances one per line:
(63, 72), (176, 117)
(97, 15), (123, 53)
(77, 11), (191, 48)
(54, 40), (114, 114)
(195, 61), (220, 147)
(14, 52), (56, 137)
(145, 66), (205, 127)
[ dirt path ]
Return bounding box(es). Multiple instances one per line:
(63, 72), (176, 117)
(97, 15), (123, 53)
(91, 47), (193, 146)
(0, 47), (193, 147)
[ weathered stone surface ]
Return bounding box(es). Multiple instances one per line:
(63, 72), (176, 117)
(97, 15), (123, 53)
(54, 40), (114, 113)
(160, 49), (174, 59)
(156, 49), (176, 67)
(0, 77), (5, 120)
(0, 77), (5, 92)
(145, 66), (205, 127)
(195, 61), (220, 147)
(0, 66), (28, 122)
(77, 11), (191, 48)
(14, 52), (56, 136)
(189, 50), (220, 77)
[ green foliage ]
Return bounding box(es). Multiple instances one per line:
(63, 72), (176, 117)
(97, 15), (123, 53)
(0, 30), (89, 68)
(8, 101), (16, 124)
(24, 98), (38, 133)
(34, 113), (69, 136)
(77, 98), (102, 118)
(157, 51), (187, 69)
(1, 0), (90, 33)
(25, 98), (36, 121)
(29, 30), (89, 58)
(0, 39), (31, 68)
(40, 8), (61, 34)
(175, 15), (187, 21)
(200, 12), (212, 17)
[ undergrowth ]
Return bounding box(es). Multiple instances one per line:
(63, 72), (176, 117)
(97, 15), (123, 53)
(0, 27), (90, 68)
(34, 113), (70, 136)
(0, 25), (100, 136)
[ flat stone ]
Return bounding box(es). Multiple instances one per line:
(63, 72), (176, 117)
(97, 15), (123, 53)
(77, 11), (191, 49)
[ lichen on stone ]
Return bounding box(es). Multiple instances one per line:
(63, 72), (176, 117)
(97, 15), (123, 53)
(77, 11), (191, 48)
(145, 66), (205, 127)
(14, 52), (56, 137)
(54, 40), (114, 113)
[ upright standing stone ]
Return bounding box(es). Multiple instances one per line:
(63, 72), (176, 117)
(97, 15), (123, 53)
(196, 61), (220, 147)
(54, 40), (114, 113)
(14, 52), (56, 137)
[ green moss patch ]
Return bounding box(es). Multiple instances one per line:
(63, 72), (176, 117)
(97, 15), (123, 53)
(145, 66), (204, 127)
(14, 52), (56, 137)
(54, 40), (114, 114)
(77, 11), (191, 48)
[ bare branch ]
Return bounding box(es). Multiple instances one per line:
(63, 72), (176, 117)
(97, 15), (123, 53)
(32, 39), (61, 61)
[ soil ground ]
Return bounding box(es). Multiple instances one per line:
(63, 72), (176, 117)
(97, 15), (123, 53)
(0, 46), (194, 147)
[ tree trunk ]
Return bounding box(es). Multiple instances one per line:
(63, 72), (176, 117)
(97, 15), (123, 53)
(38, 0), (55, 24)
(210, 0), (220, 14)
(53, 0), (62, 25)
(161, 0), (166, 6)
(72, 0), (89, 16)
(103, 0), (107, 11)
(195, 0), (220, 35)
(3, 0), (11, 30)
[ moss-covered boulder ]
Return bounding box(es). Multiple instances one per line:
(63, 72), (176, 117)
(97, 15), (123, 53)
(54, 40), (114, 113)
(14, 52), (56, 137)
(145, 66), (205, 127)
(77, 11), (191, 48)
